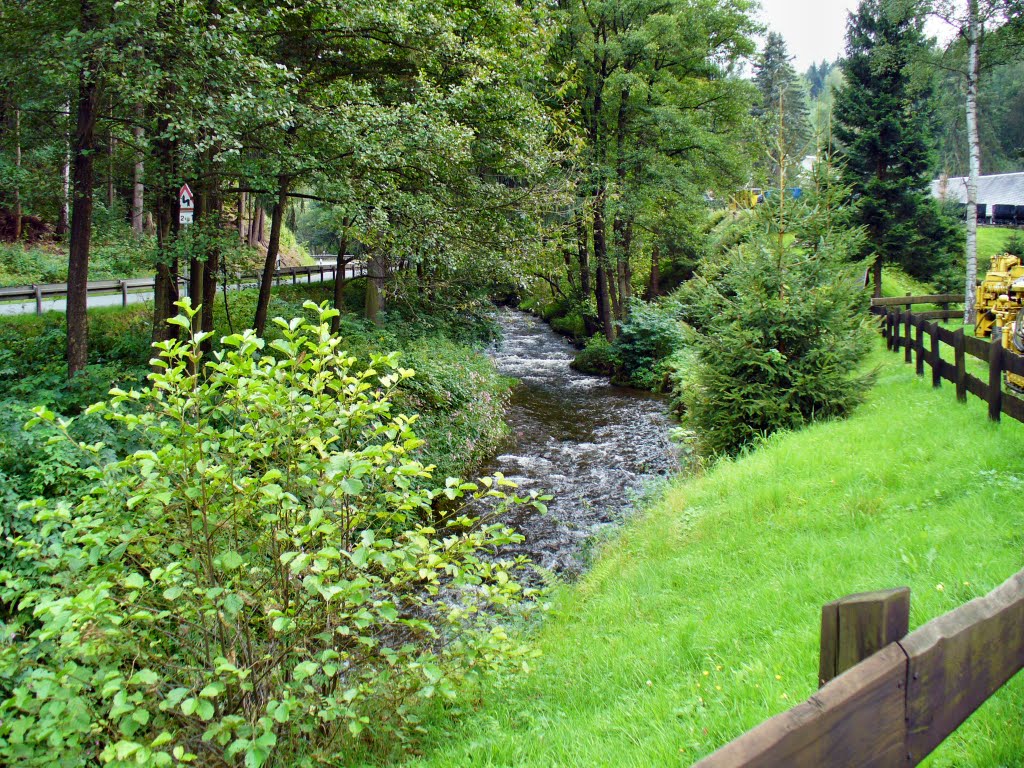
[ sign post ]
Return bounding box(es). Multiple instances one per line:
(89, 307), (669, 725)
(179, 184), (195, 225)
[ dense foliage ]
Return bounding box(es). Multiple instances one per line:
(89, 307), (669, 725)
(0, 283), (515, 582)
(0, 302), (542, 766)
(753, 32), (811, 184)
(675, 164), (876, 455)
(833, 0), (961, 289)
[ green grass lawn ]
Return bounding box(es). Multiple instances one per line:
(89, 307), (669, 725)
(400, 340), (1024, 768)
(978, 226), (1020, 262)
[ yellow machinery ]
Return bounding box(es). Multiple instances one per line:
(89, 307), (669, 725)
(974, 253), (1024, 391)
(729, 187), (762, 210)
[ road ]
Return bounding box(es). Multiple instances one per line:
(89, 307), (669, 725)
(0, 262), (357, 317)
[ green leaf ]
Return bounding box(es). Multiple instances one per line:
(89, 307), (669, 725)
(123, 573), (146, 593)
(196, 699), (215, 721)
(292, 661), (318, 682)
(219, 551), (244, 571)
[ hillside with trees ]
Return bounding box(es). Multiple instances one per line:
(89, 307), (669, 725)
(2, 0), (1024, 765)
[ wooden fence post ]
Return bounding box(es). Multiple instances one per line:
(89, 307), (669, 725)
(989, 334), (1003, 422)
(930, 322), (941, 388)
(885, 311), (893, 351)
(915, 321), (925, 376)
(819, 587), (911, 687)
(955, 329), (967, 402)
(904, 311), (913, 364)
(33, 284), (42, 315)
(120, 280), (128, 307)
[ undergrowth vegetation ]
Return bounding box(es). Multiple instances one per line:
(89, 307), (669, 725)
(0, 302), (542, 766)
(0, 279), (513, 576)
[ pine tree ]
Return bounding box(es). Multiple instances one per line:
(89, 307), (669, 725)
(834, 0), (959, 294)
(753, 32), (811, 183)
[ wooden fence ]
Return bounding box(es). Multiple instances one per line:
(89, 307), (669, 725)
(693, 567), (1024, 766)
(874, 302), (1024, 424)
(0, 262), (365, 315)
(870, 293), (965, 322)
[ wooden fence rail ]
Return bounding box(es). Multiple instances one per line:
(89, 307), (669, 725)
(875, 306), (1024, 424)
(0, 262), (366, 314)
(693, 567), (1024, 767)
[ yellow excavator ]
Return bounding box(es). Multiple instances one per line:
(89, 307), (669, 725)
(974, 253), (1024, 391)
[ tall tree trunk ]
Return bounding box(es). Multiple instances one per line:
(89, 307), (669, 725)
(253, 176), (289, 336)
(964, 0), (980, 325)
(247, 201), (259, 246)
(201, 188), (222, 352)
(593, 189), (614, 342)
(238, 190), (246, 240)
(132, 107), (144, 235)
(107, 117), (115, 210)
(189, 182), (206, 333)
(152, 124), (179, 347)
(365, 253), (384, 325)
(330, 229), (350, 333)
(612, 88), (632, 321)
(872, 255), (883, 299)
(13, 107), (21, 242)
(58, 100), (71, 236)
(613, 216), (633, 319)
(576, 210), (591, 299)
(67, 2), (101, 378)
(646, 244), (660, 300)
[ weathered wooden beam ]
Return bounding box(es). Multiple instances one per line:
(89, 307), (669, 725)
(955, 330), (967, 402)
(901, 568), (1024, 764)
(915, 322), (925, 376)
(904, 312), (913, 364)
(820, 588), (911, 687)
(988, 334), (1003, 421)
(693, 644), (909, 768)
(870, 294), (964, 307)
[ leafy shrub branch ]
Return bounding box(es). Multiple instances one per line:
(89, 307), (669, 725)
(0, 301), (541, 767)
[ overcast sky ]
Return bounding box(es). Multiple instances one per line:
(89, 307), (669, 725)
(756, 0), (954, 73)
(756, 0), (857, 71)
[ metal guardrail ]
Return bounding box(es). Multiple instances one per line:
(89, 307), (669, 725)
(0, 261), (365, 315)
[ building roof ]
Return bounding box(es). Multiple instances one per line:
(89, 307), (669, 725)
(931, 172), (1024, 207)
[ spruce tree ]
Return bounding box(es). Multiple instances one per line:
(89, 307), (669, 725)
(753, 32), (811, 184)
(833, 0), (959, 294)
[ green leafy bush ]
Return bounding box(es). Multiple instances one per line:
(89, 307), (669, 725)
(0, 302), (540, 766)
(611, 300), (686, 390)
(570, 334), (620, 376)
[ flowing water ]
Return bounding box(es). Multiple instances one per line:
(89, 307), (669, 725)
(482, 308), (676, 576)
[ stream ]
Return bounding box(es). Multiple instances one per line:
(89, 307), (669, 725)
(482, 308), (676, 576)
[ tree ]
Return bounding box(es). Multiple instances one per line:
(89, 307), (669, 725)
(549, 0), (758, 340)
(833, 0), (959, 295)
(678, 159), (876, 456)
(806, 59), (836, 98)
(753, 32), (811, 184)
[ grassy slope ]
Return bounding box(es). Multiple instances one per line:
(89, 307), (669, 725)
(405, 342), (1024, 768)
(978, 226), (1018, 261)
